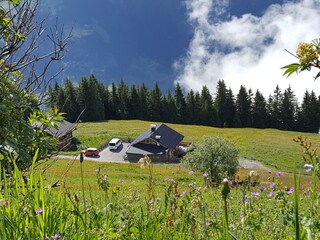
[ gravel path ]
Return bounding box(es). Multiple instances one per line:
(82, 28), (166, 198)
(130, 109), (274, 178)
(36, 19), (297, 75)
(55, 153), (269, 170)
(238, 158), (269, 170)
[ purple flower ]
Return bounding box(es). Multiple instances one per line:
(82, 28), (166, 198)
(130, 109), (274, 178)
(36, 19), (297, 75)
(119, 179), (124, 183)
(35, 208), (43, 216)
(156, 197), (161, 201)
(244, 198), (249, 203)
(268, 191), (274, 197)
(165, 177), (172, 182)
(95, 168), (100, 173)
(44, 237), (49, 240)
(287, 187), (294, 194)
(276, 172), (284, 177)
(51, 233), (60, 239)
(188, 170), (194, 175)
(228, 181), (233, 186)
(269, 183), (275, 189)
(252, 192), (260, 197)
(149, 199), (153, 204)
(212, 210), (217, 215)
(306, 168), (312, 173)
(181, 190), (187, 196)
(259, 186), (266, 191)
(240, 211), (245, 216)
(203, 172), (209, 178)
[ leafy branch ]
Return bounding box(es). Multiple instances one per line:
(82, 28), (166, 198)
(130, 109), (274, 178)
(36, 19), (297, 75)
(282, 38), (320, 80)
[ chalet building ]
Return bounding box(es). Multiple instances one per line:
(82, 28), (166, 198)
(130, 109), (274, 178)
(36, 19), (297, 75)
(126, 123), (184, 162)
(33, 120), (76, 149)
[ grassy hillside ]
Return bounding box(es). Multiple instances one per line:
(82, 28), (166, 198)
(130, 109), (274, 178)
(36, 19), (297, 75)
(73, 120), (320, 172)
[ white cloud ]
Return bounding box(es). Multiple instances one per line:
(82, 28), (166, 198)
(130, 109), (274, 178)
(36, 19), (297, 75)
(175, 0), (320, 102)
(69, 24), (94, 40)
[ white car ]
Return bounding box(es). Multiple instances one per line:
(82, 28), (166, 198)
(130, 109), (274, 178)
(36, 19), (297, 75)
(109, 138), (122, 150)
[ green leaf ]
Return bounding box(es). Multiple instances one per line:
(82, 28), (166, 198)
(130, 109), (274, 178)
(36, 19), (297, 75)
(281, 63), (301, 78)
(10, 0), (20, 5)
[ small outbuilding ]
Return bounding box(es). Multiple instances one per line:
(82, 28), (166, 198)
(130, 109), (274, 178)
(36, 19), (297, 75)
(126, 123), (184, 162)
(33, 120), (77, 149)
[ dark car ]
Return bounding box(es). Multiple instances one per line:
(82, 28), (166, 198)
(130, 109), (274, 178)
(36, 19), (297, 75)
(82, 148), (100, 156)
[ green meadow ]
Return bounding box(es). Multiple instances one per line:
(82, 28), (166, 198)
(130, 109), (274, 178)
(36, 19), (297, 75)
(72, 120), (320, 172)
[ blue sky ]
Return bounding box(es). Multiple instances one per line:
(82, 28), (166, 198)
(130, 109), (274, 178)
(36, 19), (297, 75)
(39, 0), (320, 101)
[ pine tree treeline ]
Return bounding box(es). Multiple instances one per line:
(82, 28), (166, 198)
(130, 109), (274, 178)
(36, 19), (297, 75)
(48, 74), (320, 133)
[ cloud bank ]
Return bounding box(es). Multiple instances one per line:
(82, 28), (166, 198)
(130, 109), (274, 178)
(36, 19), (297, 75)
(175, 0), (320, 102)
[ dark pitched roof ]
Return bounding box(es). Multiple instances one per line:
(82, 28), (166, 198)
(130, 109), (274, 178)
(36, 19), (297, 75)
(33, 120), (76, 138)
(131, 123), (184, 149)
(126, 144), (167, 155)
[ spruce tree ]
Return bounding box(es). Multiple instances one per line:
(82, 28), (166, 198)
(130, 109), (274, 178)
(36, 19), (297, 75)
(252, 90), (267, 128)
(235, 86), (252, 127)
(63, 78), (80, 122)
(174, 83), (187, 123)
(214, 80), (228, 127)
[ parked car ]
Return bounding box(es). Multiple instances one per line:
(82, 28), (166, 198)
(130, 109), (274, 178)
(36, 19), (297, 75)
(82, 147), (100, 156)
(109, 138), (122, 150)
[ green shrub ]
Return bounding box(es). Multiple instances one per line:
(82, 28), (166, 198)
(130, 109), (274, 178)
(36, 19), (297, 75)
(182, 135), (239, 183)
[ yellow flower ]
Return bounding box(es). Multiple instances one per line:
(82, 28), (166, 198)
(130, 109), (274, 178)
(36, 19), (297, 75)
(296, 42), (319, 65)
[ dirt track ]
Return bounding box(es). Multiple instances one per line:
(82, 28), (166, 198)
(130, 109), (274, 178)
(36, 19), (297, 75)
(238, 158), (269, 170)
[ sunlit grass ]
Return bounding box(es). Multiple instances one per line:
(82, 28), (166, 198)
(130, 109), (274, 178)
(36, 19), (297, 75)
(70, 120), (320, 172)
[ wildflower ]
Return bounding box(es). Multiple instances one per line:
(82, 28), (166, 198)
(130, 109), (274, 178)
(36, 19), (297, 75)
(188, 183), (193, 188)
(35, 208), (43, 216)
(165, 177), (172, 182)
(0, 199), (8, 207)
(276, 172), (284, 177)
(203, 172), (208, 178)
(119, 179), (124, 183)
(306, 168), (312, 173)
(138, 154), (151, 168)
(212, 210), (217, 215)
(188, 170), (194, 175)
(228, 181), (233, 186)
(244, 198), (249, 203)
(51, 233), (60, 239)
(268, 191), (274, 197)
(287, 187), (294, 194)
(45, 237), (49, 240)
(149, 199), (153, 204)
(221, 178), (230, 200)
(156, 197), (161, 201)
(259, 186), (266, 191)
(252, 192), (260, 197)
(240, 211), (245, 216)
(269, 183), (275, 189)
(181, 190), (187, 196)
(95, 168), (100, 173)
(296, 42), (318, 65)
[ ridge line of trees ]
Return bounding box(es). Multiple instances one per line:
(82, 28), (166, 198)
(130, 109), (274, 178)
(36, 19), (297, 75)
(48, 74), (320, 134)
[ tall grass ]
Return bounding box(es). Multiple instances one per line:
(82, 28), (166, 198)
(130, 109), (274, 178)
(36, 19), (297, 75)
(0, 153), (319, 238)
